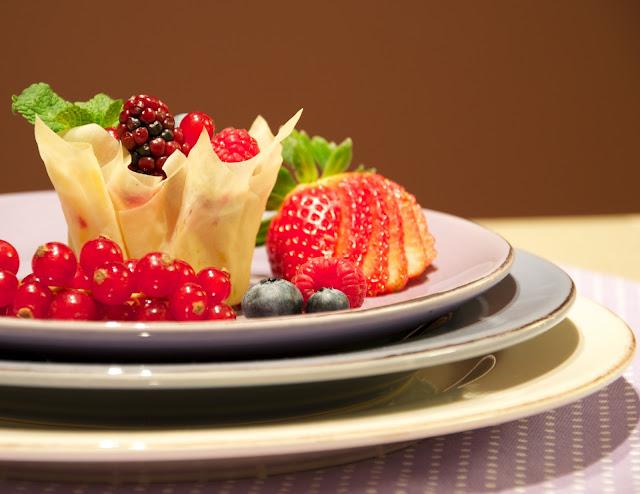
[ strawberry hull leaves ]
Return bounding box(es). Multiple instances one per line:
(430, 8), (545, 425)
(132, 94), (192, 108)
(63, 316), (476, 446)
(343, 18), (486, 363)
(11, 82), (123, 133)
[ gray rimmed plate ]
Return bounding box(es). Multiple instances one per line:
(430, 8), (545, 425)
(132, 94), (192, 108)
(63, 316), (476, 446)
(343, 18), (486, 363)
(0, 250), (574, 392)
(0, 191), (513, 361)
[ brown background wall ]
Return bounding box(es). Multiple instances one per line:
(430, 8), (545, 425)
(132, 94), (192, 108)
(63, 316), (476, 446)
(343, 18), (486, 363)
(1, 0), (638, 218)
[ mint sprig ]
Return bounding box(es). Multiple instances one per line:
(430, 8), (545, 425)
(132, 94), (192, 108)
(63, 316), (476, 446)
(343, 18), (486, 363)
(11, 83), (123, 133)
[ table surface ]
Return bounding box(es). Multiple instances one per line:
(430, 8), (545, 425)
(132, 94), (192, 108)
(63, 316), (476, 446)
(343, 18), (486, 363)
(478, 214), (640, 281)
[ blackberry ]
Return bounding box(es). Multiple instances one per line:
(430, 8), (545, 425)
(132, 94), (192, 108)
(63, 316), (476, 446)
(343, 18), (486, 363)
(117, 95), (187, 177)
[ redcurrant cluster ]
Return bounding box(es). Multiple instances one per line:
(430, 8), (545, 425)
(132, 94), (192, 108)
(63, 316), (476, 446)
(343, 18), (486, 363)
(0, 238), (236, 322)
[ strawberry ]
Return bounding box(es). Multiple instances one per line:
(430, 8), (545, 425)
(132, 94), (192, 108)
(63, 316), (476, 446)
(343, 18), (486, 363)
(261, 130), (436, 296)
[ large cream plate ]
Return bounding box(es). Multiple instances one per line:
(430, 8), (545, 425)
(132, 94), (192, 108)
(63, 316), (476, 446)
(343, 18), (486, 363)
(0, 296), (633, 480)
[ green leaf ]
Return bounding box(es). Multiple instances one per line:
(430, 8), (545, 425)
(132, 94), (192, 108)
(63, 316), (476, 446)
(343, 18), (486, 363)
(322, 138), (353, 177)
(255, 217), (272, 246)
(11, 82), (124, 132)
(310, 136), (335, 169)
(11, 82), (71, 132)
(267, 167), (297, 210)
(281, 130), (299, 166)
(76, 93), (123, 128)
(53, 105), (94, 129)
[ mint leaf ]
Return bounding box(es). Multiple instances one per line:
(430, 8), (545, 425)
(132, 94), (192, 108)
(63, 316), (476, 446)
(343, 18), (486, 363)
(76, 93), (123, 127)
(11, 82), (123, 132)
(53, 105), (94, 129)
(11, 83), (71, 132)
(322, 138), (353, 177)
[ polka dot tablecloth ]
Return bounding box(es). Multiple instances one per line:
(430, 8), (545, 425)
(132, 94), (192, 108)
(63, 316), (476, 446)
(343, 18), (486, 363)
(0, 267), (638, 494)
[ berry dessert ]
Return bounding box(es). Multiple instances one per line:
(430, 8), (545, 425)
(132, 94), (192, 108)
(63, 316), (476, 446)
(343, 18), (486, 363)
(0, 238), (237, 322)
(263, 131), (436, 296)
(241, 278), (304, 318)
(12, 83), (301, 305)
(306, 288), (350, 313)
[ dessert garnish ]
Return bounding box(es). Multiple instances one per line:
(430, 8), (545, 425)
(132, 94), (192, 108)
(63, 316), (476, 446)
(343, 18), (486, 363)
(292, 257), (367, 309)
(305, 288), (350, 313)
(263, 131), (436, 296)
(241, 278), (304, 318)
(11, 82), (302, 305)
(0, 238), (237, 322)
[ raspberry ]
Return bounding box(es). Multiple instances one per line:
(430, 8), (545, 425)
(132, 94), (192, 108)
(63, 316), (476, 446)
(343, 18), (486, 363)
(292, 257), (367, 309)
(119, 95), (188, 177)
(212, 128), (260, 162)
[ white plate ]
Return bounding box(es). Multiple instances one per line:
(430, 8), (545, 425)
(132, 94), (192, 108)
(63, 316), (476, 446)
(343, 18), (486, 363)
(0, 191), (513, 359)
(0, 250), (573, 390)
(0, 296), (632, 480)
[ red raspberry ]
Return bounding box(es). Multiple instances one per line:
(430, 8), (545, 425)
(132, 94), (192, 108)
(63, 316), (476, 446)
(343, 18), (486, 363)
(48, 290), (97, 321)
(292, 257), (367, 308)
(206, 303), (236, 320)
(0, 240), (19, 275)
(212, 128), (260, 162)
(197, 267), (231, 304)
(12, 281), (52, 318)
(0, 270), (18, 307)
(32, 242), (77, 287)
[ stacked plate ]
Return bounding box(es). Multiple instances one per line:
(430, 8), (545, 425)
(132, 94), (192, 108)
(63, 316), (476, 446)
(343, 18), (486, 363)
(0, 191), (634, 482)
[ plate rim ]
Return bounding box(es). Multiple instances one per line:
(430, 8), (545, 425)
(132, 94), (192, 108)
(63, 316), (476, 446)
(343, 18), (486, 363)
(0, 208), (513, 334)
(0, 296), (632, 463)
(0, 250), (574, 389)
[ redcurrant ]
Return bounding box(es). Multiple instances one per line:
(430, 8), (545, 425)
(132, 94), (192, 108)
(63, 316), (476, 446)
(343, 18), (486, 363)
(0, 240), (19, 275)
(101, 300), (138, 321)
(80, 237), (124, 275)
(69, 264), (91, 290)
(92, 262), (134, 306)
(179, 112), (215, 150)
(197, 267), (231, 304)
(206, 303), (236, 321)
(135, 252), (178, 297)
(169, 282), (208, 321)
(174, 259), (197, 286)
(32, 242), (77, 287)
(137, 297), (172, 321)
(12, 281), (52, 319)
(21, 273), (41, 284)
(0, 270), (18, 307)
(48, 290), (97, 321)
(124, 259), (138, 275)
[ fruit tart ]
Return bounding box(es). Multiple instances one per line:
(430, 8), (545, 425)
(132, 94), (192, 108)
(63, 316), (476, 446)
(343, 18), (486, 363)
(13, 83), (301, 305)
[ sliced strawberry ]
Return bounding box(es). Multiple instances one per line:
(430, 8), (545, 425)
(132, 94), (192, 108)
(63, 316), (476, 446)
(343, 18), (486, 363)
(388, 182), (429, 279)
(331, 174), (370, 265)
(413, 201), (437, 269)
(370, 175), (408, 293)
(353, 174), (390, 296)
(266, 184), (341, 280)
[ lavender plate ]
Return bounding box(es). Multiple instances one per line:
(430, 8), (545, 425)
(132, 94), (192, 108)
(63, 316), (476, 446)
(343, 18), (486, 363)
(0, 192), (513, 361)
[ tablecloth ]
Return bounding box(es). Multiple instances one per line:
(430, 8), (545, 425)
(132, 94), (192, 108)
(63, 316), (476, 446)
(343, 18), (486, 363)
(1, 266), (638, 494)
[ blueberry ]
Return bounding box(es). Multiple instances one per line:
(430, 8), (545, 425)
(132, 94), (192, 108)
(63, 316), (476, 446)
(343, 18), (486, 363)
(306, 288), (350, 313)
(241, 278), (304, 318)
